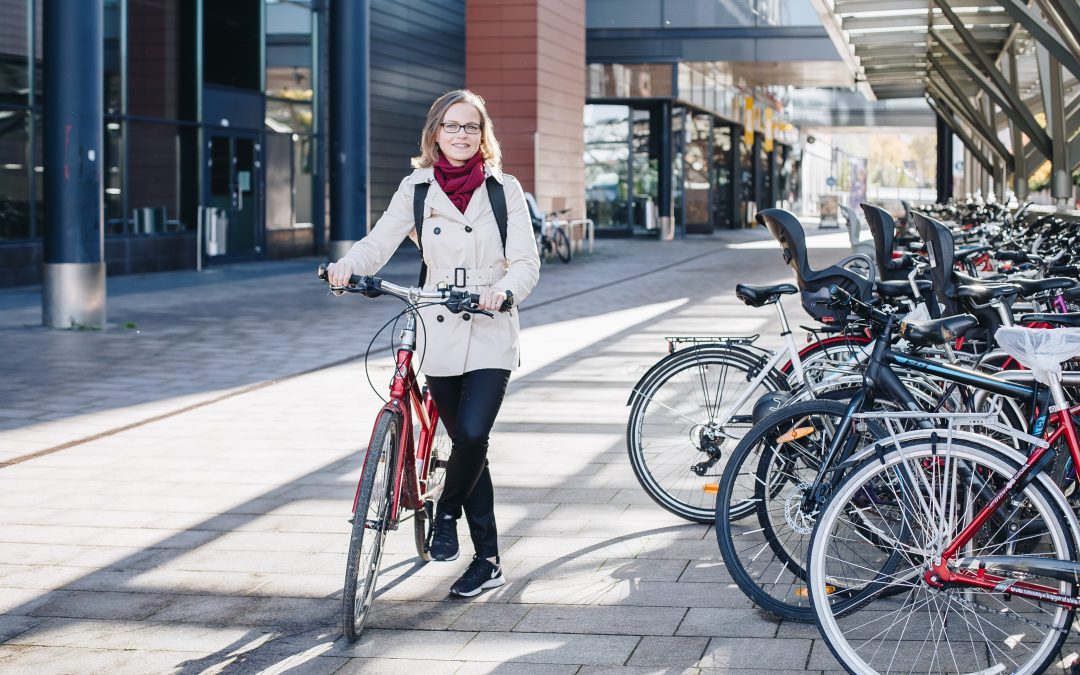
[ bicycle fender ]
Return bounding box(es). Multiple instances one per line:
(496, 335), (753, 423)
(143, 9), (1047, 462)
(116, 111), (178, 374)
(625, 344), (783, 406)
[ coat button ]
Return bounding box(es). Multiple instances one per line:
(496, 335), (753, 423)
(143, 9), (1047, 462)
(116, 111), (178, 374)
(465, 226), (473, 233)
(462, 314), (471, 322)
(433, 227), (441, 235)
(436, 315), (444, 323)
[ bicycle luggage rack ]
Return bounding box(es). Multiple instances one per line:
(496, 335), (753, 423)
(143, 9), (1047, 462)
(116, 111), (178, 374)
(665, 335), (759, 354)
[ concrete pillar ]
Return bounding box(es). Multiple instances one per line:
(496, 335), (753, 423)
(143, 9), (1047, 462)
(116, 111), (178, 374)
(328, 0), (369, 260)
(466, 0), (585, 219)
(43, 0), (105, 329)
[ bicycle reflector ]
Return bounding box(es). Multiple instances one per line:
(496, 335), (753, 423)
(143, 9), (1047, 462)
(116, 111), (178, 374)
(777, 426), (815, 444)
(795, 585), (836, 598)
(703, 484), (719, 494)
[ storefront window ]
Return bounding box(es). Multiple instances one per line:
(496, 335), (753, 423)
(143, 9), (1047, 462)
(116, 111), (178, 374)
(630, 108), (657, 232)
(584, 104), (630, 230)
(684, 113), (711, 230)
(127, 0), (181, 119)
(0, 109), (30, 239)
(587, 63), (673, 99)
(713, 125), (733, 229)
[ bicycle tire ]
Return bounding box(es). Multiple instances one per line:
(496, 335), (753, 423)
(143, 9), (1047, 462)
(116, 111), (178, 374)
(627, 346), (788, 523)
(715, 400), (890, 621)
(343, 410), (400, 641)
(414, 417), (450, 561)
(809, 439), (1075, 675)
(552, 227), (571, 263)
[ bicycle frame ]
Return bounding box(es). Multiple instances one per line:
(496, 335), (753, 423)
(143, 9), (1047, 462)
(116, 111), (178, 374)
(352, 309), (442, 526)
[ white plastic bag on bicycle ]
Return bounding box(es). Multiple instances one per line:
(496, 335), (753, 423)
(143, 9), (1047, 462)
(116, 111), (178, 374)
(994, 326), (1080, 385)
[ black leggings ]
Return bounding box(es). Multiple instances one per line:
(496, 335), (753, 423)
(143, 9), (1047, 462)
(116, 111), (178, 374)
(425, 368), (510, 559)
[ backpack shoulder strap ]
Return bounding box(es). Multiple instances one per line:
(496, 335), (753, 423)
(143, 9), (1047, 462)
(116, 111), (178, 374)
(414, 182), (430, 286)
(486, 176), (508, 253)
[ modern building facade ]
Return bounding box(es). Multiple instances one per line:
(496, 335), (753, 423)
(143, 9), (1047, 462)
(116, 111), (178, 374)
(3, 0), (932, 297)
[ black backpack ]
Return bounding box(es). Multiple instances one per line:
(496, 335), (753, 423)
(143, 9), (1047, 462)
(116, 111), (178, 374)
(415, 176), (508, 286)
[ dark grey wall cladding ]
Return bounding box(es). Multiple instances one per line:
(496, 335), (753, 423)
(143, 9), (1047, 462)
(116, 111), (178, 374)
(369, 0), (465, 223)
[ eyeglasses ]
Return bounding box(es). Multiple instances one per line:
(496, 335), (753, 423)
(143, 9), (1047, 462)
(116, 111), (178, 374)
(440, 122), (482, 135)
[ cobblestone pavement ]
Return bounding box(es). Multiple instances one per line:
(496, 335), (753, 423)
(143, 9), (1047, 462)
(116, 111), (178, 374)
(2, 229), (1078, 673)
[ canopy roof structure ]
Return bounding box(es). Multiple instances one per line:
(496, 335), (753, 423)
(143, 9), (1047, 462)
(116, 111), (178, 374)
(813, 0), (1080, 201)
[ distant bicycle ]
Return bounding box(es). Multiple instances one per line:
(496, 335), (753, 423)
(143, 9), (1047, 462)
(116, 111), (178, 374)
(538, 209), (572, 264)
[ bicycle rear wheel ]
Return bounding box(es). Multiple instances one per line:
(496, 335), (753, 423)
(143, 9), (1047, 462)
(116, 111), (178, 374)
(343, 410), (400, 640)
(414, 418), (450, 561)
(809, 439), (1075, 674)
(627, 345), (787, 523)
(552, 227), (572, 263)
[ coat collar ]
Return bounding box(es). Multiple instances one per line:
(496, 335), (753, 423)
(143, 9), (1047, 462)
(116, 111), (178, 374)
(406, 161), (504, 185)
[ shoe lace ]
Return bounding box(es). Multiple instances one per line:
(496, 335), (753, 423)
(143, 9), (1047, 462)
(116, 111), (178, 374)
(460, 556), (495, 583)
(432, 514), (455, 546)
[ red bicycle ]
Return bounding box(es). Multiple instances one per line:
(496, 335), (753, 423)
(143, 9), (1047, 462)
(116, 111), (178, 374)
(318, 265), (495, 639)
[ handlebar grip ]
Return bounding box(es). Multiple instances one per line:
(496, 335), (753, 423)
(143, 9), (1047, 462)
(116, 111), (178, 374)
(317, 263), (364, 287)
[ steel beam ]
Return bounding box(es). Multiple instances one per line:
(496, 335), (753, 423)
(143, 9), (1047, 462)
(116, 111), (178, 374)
(926, 77), (1012, 170)
(1045, 0), (1080, 56)
(997, 0), (1080, 82)
(1034, 0), (1080, 67)
(1035, 44), (1072, 206)
(930, 26), (1052, 159)
(926, 96), (995, 175)
(927, 53), (1013, 168)
(1007, 42), (1028, 199)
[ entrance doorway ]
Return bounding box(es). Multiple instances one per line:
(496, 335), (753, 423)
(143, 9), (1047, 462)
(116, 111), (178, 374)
(205, 132), (262, 259)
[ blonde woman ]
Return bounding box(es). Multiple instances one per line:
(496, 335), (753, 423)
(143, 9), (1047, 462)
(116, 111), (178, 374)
(326, 90), (541, 596)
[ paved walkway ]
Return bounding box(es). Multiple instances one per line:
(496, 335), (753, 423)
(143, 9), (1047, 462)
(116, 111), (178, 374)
(2, 229), (1076, 673)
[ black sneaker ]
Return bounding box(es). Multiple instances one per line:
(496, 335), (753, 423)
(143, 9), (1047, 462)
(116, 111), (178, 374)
(429, 511), (459, 561)
(450, 555), (505, 597)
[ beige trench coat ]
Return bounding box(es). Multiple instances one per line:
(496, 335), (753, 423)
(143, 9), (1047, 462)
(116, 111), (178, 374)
(341, 164), (541, 377)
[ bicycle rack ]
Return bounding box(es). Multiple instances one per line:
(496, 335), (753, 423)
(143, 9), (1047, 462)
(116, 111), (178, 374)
(664, 335), (760, 354)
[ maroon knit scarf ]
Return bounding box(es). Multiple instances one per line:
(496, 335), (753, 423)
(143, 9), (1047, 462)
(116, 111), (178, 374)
(434, 152), (485, 213)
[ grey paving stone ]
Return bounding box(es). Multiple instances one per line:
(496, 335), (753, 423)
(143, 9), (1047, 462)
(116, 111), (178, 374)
(626, 636), (709, 667)
(698, 636), (813, 670)
(514, 605), (685, 637)
(454, 631), (640, 666)
(0, 615), (42, 642)
(365, 600), (469, 631)
(676, 607), (779, 638)
(324, 628), (476, 659)
(448, 604), (533, 632)
(25, 590), (174, 621)
(145, 594), (338, 627)
(334, 657), (460, 674)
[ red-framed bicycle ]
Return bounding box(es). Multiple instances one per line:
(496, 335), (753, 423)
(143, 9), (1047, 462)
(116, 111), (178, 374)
(318, 265), (495, 640)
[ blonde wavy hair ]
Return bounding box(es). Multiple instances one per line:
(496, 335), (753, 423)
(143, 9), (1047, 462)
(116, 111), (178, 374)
(411, 90), (502, 170)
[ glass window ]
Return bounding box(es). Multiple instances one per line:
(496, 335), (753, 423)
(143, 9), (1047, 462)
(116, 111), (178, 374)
(127, 121), (184, 233)
(713, 124), (733, 229)
(204, 0), (261, 90)
(685, 113), (711, 228)
(587, 63), (673, 99)
(266, 0), (312, 102)
(104, 0), (121, 114)
(0, 108), (30, 239)
(0, 0), (30, 107)
(584, 105), (630, 230)
(127, 0), (181, 119)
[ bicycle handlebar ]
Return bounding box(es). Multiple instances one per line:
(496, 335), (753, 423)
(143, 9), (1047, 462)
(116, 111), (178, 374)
(317, 264), (509, 316)
(827, 285), (893, 327)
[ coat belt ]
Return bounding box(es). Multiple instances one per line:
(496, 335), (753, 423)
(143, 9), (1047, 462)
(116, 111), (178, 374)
(427, 265), (505, 287)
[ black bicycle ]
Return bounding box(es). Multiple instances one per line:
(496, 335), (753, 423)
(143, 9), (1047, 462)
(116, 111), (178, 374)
(538, 209), (572, 263)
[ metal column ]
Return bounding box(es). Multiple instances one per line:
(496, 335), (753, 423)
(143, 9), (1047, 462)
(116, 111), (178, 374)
(1036, 44), (1072, 208)
(1007, 43), (1029, 200)
(42, 0), (105, 329)
(327, 0), (369, 260)
(935, 114), (953, 201)
(657, 100), (674, 239)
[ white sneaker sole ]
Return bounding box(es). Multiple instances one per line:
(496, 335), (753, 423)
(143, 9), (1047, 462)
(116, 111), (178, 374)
(431, 550), (459, 562)
(451, 575), (505, 597)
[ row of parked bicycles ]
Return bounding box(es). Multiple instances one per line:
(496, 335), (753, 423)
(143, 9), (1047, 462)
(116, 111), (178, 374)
(626, 199), (1080, 674)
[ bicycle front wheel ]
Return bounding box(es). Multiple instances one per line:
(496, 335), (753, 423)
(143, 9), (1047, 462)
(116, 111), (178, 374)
(627, 346), (787, 523)
(809, 439), (1075, 674)
(414, 417), (450, 561)
(343, 410), (400, 640)
(552, 227), (572, 263)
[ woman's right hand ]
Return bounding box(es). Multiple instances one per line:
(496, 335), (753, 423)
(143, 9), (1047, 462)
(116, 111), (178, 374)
(326, 258), (357, 286)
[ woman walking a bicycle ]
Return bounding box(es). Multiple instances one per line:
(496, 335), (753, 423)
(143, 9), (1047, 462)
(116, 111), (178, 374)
(326, 90), (541, 597)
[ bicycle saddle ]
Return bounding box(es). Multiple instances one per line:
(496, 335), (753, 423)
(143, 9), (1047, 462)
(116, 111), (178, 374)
(1009, 277), (1075, 297)
(955, 283), (1020, 304)
(900, 314), (979, 347)
(875, 279), (932, 299)
(1019, 312), (1080, 328)
(735, 283), (797, 308)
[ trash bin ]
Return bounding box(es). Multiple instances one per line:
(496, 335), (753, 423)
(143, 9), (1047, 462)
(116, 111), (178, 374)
(200, 206), (228, 256)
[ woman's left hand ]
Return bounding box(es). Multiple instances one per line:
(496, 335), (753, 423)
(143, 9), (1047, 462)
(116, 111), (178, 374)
(478, 288), (507, 312)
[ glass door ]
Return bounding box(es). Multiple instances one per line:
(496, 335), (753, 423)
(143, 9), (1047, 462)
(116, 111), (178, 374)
(206, 131), (262, 259)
